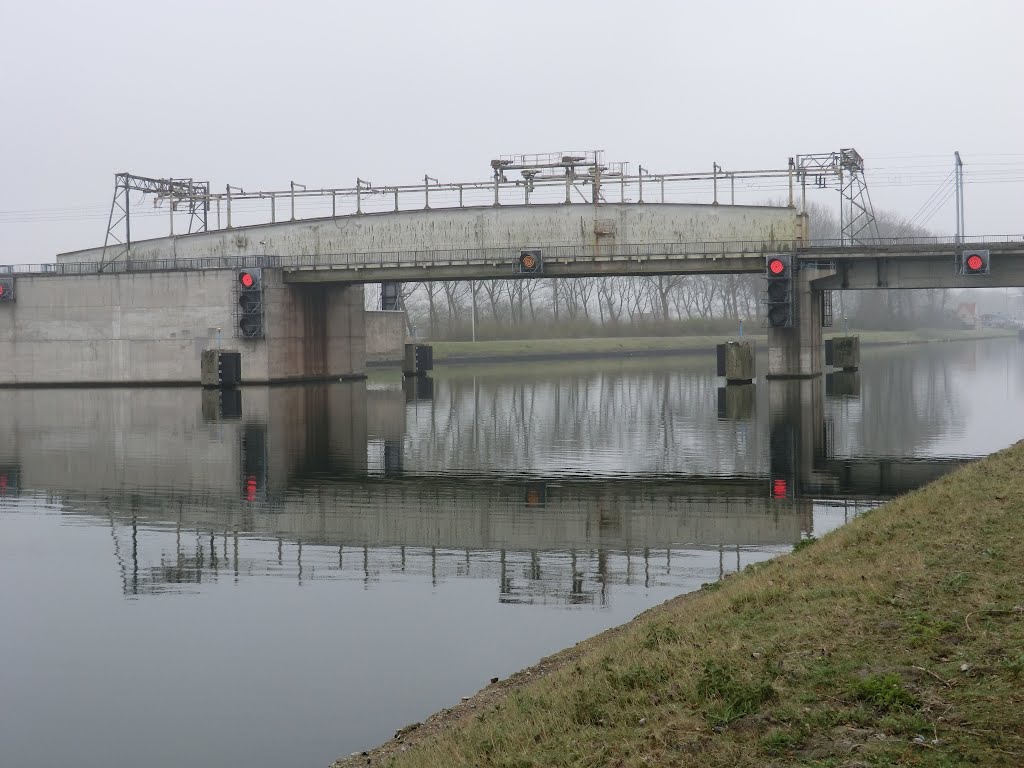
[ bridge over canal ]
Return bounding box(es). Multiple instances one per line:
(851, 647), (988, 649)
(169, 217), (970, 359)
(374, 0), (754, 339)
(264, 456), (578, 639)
(2, 149), (1023, 384)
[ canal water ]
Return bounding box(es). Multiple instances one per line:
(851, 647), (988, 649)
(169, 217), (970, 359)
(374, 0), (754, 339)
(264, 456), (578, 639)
(1, 339), (1022, 768)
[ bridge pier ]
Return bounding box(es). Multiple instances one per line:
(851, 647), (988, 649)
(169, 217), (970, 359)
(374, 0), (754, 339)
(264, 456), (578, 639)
(767, 267), (829, 379)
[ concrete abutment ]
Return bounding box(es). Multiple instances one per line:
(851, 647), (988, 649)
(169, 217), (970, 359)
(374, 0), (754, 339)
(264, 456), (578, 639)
(767, 269), (829, 379)
(0, 269), (366, 386)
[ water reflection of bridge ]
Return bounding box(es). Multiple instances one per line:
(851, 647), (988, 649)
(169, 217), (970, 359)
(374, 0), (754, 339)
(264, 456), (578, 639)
(0, 369), (974, 601)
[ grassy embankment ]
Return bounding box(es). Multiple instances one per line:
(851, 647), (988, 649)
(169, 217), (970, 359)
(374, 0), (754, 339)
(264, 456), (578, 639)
(428, 328), (1016, 364)
(335, 441), (1024, 767)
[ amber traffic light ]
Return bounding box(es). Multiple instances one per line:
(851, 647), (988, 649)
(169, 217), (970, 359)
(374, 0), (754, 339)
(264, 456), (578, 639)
(518, 249), (542, 273)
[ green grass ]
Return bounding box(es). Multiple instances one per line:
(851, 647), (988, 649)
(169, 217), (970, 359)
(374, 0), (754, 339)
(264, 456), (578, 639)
(429, 334), (752, 361)
(338, 439), (1024, 767)
(426, 328), (1015, 363)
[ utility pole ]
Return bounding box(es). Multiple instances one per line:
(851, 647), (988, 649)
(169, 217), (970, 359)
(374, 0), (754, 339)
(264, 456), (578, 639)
(954, 151), (964, 246)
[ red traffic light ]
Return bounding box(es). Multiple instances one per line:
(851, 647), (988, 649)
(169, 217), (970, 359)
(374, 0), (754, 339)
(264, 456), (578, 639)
(239, 271), (256, 288)
(772, 479), (787, 499)
(965, 254), (984, 272)
(0, 284), (5, 298)
(768, 258), (786, 275)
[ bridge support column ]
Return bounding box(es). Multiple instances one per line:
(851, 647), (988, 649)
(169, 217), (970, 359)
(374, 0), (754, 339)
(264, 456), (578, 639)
(767, 270), (825, 378)
(261, 274), (366, 382)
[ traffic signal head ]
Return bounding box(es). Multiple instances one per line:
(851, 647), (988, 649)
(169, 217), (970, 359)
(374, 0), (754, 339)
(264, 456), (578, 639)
(765, 254), (794, 328)
(519, 249), (542, 273)
(0, 278), (14, 302)
(960, 249), (990, 275)
(237, 269), (264, 338)
(238, 270), (260, 289)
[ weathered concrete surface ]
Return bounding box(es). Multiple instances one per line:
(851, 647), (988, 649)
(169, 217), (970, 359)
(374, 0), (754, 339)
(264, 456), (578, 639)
(0, 271), (236, 385)
(263, 274), (366, 382)
(767, 268), (829, 378)
(810, 252), (1024, 290)
(0, 269), (365, 385)
(717, 341), (754, 383)
(57, 203), (804, 265)
(825, 336), (860, 370)
(365, 310), (406, 364)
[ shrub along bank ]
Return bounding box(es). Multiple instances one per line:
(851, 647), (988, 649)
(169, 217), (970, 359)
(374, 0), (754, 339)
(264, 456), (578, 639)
(334, 439), (1024, 767)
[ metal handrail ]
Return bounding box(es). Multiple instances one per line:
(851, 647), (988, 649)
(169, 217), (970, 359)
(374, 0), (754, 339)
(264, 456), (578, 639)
(5, 235), (1023, 276)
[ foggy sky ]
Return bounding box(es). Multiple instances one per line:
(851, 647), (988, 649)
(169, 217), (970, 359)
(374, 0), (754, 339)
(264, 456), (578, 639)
(1, 0), (1021, 263)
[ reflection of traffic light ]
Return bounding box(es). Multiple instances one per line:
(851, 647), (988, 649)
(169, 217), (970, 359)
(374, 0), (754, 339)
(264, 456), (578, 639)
(769, 422), (795, 499)
(237, 270), (264, 338)
(525, 482), (547, 506)
(240, 424), (267, 502)
(518, 249), (542, 274)
(765, 255), (793, 328)
(0, 466), (19, 496)
(0, 278), (14, 302)
(959, 249), (990, 275)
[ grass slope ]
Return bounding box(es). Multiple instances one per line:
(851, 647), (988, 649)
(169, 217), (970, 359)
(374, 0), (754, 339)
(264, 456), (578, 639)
(338, 441), (1024, 767)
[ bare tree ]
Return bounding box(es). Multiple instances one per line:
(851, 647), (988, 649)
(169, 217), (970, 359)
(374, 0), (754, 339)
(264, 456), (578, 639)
(596, 278), (621, 324)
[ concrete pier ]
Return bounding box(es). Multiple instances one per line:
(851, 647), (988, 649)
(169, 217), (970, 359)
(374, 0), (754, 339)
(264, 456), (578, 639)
(716, 341), (755, 383)
(365, 310), (406, 364)
(767, 268), (827, 379)
(825, 336), (861, 371)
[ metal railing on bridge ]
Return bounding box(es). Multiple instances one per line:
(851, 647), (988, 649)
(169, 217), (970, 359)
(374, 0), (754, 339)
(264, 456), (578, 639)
(5, 234), (1023, 277)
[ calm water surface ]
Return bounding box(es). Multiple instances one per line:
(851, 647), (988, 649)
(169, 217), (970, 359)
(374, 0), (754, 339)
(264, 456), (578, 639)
(1, 339), (1023, 768)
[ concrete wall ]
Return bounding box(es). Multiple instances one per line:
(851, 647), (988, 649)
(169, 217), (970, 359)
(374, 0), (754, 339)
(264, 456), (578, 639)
(0, 269), (365, 385)
(261, 272), (366, 382)
(57, 203), (802, 264)
(0, 271), (235, 385)
(365, 310), (406, 363)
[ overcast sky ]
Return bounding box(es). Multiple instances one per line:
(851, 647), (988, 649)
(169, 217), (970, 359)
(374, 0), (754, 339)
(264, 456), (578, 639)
(1, 0), (1021, 263)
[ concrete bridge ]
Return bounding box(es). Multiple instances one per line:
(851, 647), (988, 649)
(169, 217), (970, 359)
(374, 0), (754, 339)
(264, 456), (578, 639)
(2, 151), (1022, 385)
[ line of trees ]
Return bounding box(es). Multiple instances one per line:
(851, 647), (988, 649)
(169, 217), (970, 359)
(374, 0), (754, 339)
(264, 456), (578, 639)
(378, 202), (974, 340)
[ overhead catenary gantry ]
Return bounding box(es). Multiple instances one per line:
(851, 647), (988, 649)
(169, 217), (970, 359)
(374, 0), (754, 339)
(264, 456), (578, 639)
(90, 148), (891, 270)
(100, 173), (209, 271)
(793, 149), (880, 246)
